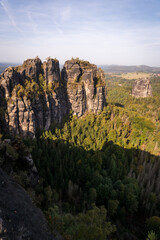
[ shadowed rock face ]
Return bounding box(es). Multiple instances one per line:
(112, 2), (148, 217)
(0, 168), (55, 240)
(132, 78), (152, 98)
(0, 57), (106, 137)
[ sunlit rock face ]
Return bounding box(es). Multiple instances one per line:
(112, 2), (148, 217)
(0, 57), (107, 137)
(132, 78), (152, 98)
(62, 58), (106, 117)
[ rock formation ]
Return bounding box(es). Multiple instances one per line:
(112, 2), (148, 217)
(0, 57), (106, 137)
(62, 58), (106, 117)
(132, 78), (152, 98)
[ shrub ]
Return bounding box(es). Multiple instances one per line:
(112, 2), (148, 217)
(146, 216), (160, 238)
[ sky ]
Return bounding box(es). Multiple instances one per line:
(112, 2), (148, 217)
(0, 0), (160, 66)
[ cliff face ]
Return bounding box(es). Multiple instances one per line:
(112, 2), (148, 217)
(43, 57), (60, 85)
(132, 78), (152, 98)
(62, 59), (106, 117)
(0, 57), (106, 137)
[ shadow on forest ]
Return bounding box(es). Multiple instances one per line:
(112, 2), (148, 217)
(0, 127), (160, 240)
(25, 135), (160, 240)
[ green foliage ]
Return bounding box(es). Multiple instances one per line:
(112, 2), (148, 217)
(13, 170), (29, 187)
(12, 72), (61, 101)
(41, 103), (157, 154)
(39, 73), (46, 91)
(106, 73), (160, 118)
(146, 231), (157, 240)
(146, 216), (160, 238)
(71, 57), (92, 68)
(148, 192), (157, 204)
(14, 84), (25, 98)
(107, 199), (119, 217)
(106, 73), (160, 152)
(6, 144), (18, 161)
(96, 75), (105, 87)
(73, 205), (116, 240)
(24, 79), (40, 99)
(46, 205), (116, 240)
(31, 124), (140, 223)
(13, 79), (41, 100)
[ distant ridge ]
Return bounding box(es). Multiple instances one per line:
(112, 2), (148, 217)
(0, 62), (19, 74)
(99, 64), (160, 73)
(2, 63), (160, 74)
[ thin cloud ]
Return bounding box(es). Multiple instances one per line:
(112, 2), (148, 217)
(0, 0), (22, 32)
(60, 6), (71, 22)
(27, 11), (37, 33)
(0, 0), (160, 66)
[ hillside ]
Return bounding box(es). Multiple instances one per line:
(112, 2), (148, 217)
(100, 64), (160, 73)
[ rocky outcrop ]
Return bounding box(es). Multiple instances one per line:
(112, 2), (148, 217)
(0, 168), (55, 240)
(0, 67), (22, 100)
(0, 57), (106, 137)
(62, 58), (106, 117)
(132, 78), (152, 98)
(17, 56), (42, 83)
(43, 57), (60, 85)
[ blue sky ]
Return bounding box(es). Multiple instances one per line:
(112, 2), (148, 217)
(0, 0), (160, 66)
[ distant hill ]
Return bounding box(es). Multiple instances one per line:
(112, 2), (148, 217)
(99, 64), (160, 73)
(0, 63), (19, 74)
(1, 62), (160, 75)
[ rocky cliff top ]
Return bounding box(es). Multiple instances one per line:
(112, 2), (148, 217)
(64, 58), (96, 70)
(62, 58), (105, 84)
(132, 78), (152, 98)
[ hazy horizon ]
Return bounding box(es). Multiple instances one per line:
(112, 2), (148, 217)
(1, 60), (160, 68)
(1, 0), (160, 66)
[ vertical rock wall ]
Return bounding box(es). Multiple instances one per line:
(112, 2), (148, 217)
(0, 57), (107, 137)
(62, 59), (106, 117)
